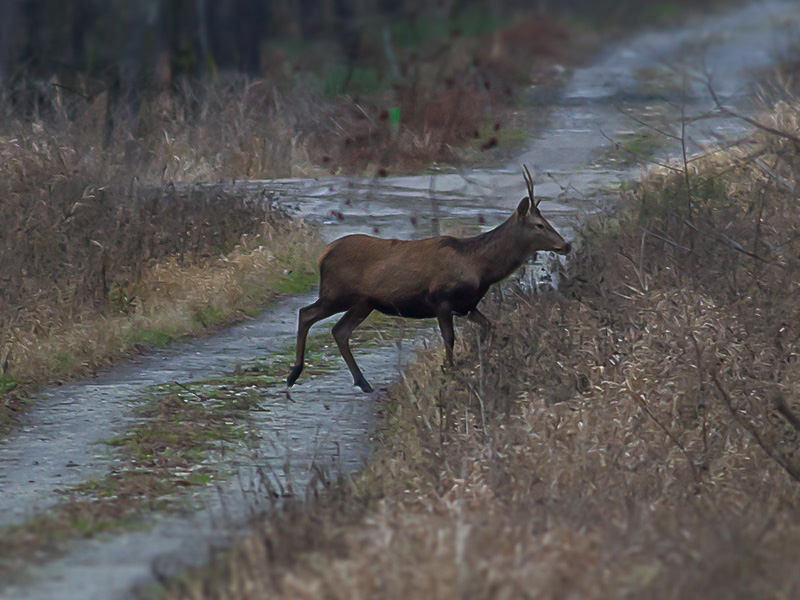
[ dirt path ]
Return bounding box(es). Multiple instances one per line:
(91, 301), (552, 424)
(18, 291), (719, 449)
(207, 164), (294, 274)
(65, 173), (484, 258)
(1, 2), (798, 598)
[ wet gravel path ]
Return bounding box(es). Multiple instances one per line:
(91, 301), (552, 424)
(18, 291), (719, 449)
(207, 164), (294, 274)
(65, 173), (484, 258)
(1, 341), (420, 600)
(0, 293), (315, 528)
(1, 1), (798, 598)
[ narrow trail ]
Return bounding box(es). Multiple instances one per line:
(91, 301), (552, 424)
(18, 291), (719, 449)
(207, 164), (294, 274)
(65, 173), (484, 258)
(1, 2), (798, 598)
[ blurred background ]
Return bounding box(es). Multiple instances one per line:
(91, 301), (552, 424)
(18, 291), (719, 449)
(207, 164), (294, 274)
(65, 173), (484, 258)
(0, 1), (717, 89)
(0, 0), (729, 179)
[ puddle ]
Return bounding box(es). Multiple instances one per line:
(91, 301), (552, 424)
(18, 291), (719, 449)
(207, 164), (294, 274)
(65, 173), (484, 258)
(1, 1), (798, 598)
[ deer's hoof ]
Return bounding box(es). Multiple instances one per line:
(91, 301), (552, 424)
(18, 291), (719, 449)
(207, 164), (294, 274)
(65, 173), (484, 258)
(287, 365), (303, 387)
(355, 378), (374, 393)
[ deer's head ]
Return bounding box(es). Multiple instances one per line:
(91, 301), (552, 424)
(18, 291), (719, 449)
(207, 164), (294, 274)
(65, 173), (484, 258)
(514, 165), (571, 255)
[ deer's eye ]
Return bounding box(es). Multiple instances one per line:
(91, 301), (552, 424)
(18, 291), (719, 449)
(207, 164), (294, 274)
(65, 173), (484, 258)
(535, 223), (545, 230)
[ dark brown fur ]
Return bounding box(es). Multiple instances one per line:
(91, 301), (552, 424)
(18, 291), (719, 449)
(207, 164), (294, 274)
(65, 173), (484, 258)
(287, 171), (570, 392)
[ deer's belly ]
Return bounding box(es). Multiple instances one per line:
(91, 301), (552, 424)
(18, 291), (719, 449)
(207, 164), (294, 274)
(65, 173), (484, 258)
(370, 284), (484, 319)
(372, 297), (436, 319)
(436, 284), (485, 315)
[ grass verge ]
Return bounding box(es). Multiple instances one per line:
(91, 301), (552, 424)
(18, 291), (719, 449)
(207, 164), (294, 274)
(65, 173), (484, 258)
(156, 101), (800, 599)
(0, 197), (322, 425)
(0, 312), (431, 579)
(0, 379), (259, 580)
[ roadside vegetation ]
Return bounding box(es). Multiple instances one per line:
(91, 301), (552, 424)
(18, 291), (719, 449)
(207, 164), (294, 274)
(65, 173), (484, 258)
(0, 314), (418, 579)
(0, 170), (320, 428)
(0, 3), (572, 426)
(156, 97), (800, 599)
(0, 0), (728, 421)
(0, 378), (260, 579)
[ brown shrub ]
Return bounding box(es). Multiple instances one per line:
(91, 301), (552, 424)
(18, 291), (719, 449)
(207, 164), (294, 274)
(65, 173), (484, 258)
(0, 78), (324, 387)
(417, 88), (484, 142)
(495, 13), (569, 60)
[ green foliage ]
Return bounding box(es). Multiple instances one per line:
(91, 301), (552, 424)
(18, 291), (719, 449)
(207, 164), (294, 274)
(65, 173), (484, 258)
(391, 11), (505, 47)
(0, 375), (18, 395)
(322, 65), (385, 98)
(108, 284), (137, 314)
(191, 305), (228, 329)
(124, 327), (175, 349)
(273, 268), (319, 295)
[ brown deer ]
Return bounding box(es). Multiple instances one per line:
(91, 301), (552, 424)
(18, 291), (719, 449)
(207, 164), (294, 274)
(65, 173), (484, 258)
(287, 165), (570, 393)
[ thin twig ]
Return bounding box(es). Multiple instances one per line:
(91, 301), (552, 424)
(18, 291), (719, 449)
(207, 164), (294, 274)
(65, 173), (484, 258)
(681, 218), (774, 264)
(680, 74), (694, 225)
(773, 395), (800, 434)
(751, 159), (774, 273)
(615, 105), (680, 141)
(753, 158), (797, 195)
(706, 78), (800, 145)
(710, 370), (800, 485)
(174, 381), (205, 401)
(475, 329), (488, 439)
(641, 227), (692, 252)
(689, 334), (708, 455)
(632, 395), (700, 483)
(598, 127), (684, 173)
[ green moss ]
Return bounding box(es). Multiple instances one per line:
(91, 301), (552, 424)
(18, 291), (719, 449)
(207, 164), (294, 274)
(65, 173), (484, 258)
(192, 304), (229, 328)
(620, 132), (665, 161)
(53, 351), (77, 375)
(189, 472), (213, 485)
(459, 122), (530, 165)
(273, 268), (319, 295)
(123, 327), (177, 348)
(634, 65), (684, 97)
(0, 375), (19, 395)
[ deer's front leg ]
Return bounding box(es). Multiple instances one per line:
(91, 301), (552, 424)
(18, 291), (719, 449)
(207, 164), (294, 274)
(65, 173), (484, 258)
(436, 305), (455, 366)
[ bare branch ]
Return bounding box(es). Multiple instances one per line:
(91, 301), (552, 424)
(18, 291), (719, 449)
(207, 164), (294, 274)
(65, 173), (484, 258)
(598, 127), (684, 173)
(681, 218), (777, 264)
(710, 370), (800, 485)
(641, 227), (692, 252)
(632, 394), (700, 483)
(705, 78), (800, 146)
(753, 158), (797, 195)
(773, 395), (800, 434)
(615, 105), (681, 141)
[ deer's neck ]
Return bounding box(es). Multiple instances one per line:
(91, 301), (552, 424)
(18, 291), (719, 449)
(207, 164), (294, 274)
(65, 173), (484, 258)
(472, 218), (529, 286)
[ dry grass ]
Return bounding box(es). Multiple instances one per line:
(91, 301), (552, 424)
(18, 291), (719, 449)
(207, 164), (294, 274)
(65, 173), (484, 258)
(0, 75), (324, 396)
(0, 75), (314, 182)
(158, 101), (800, 600)
(1, 214), (319, 384)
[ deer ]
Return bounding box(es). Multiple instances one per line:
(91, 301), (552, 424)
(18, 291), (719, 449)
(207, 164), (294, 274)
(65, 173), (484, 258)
(287, 165), (571, 393)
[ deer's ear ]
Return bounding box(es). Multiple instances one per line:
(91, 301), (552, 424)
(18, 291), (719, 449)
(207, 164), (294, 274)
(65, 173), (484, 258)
(517, 196), (531, 216)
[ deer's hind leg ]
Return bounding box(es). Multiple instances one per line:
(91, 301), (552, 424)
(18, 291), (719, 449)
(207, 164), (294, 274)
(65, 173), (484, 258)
(288, 299), (338, 387)
(332, 302), (373, 393)
(467, 308), (491, 340)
